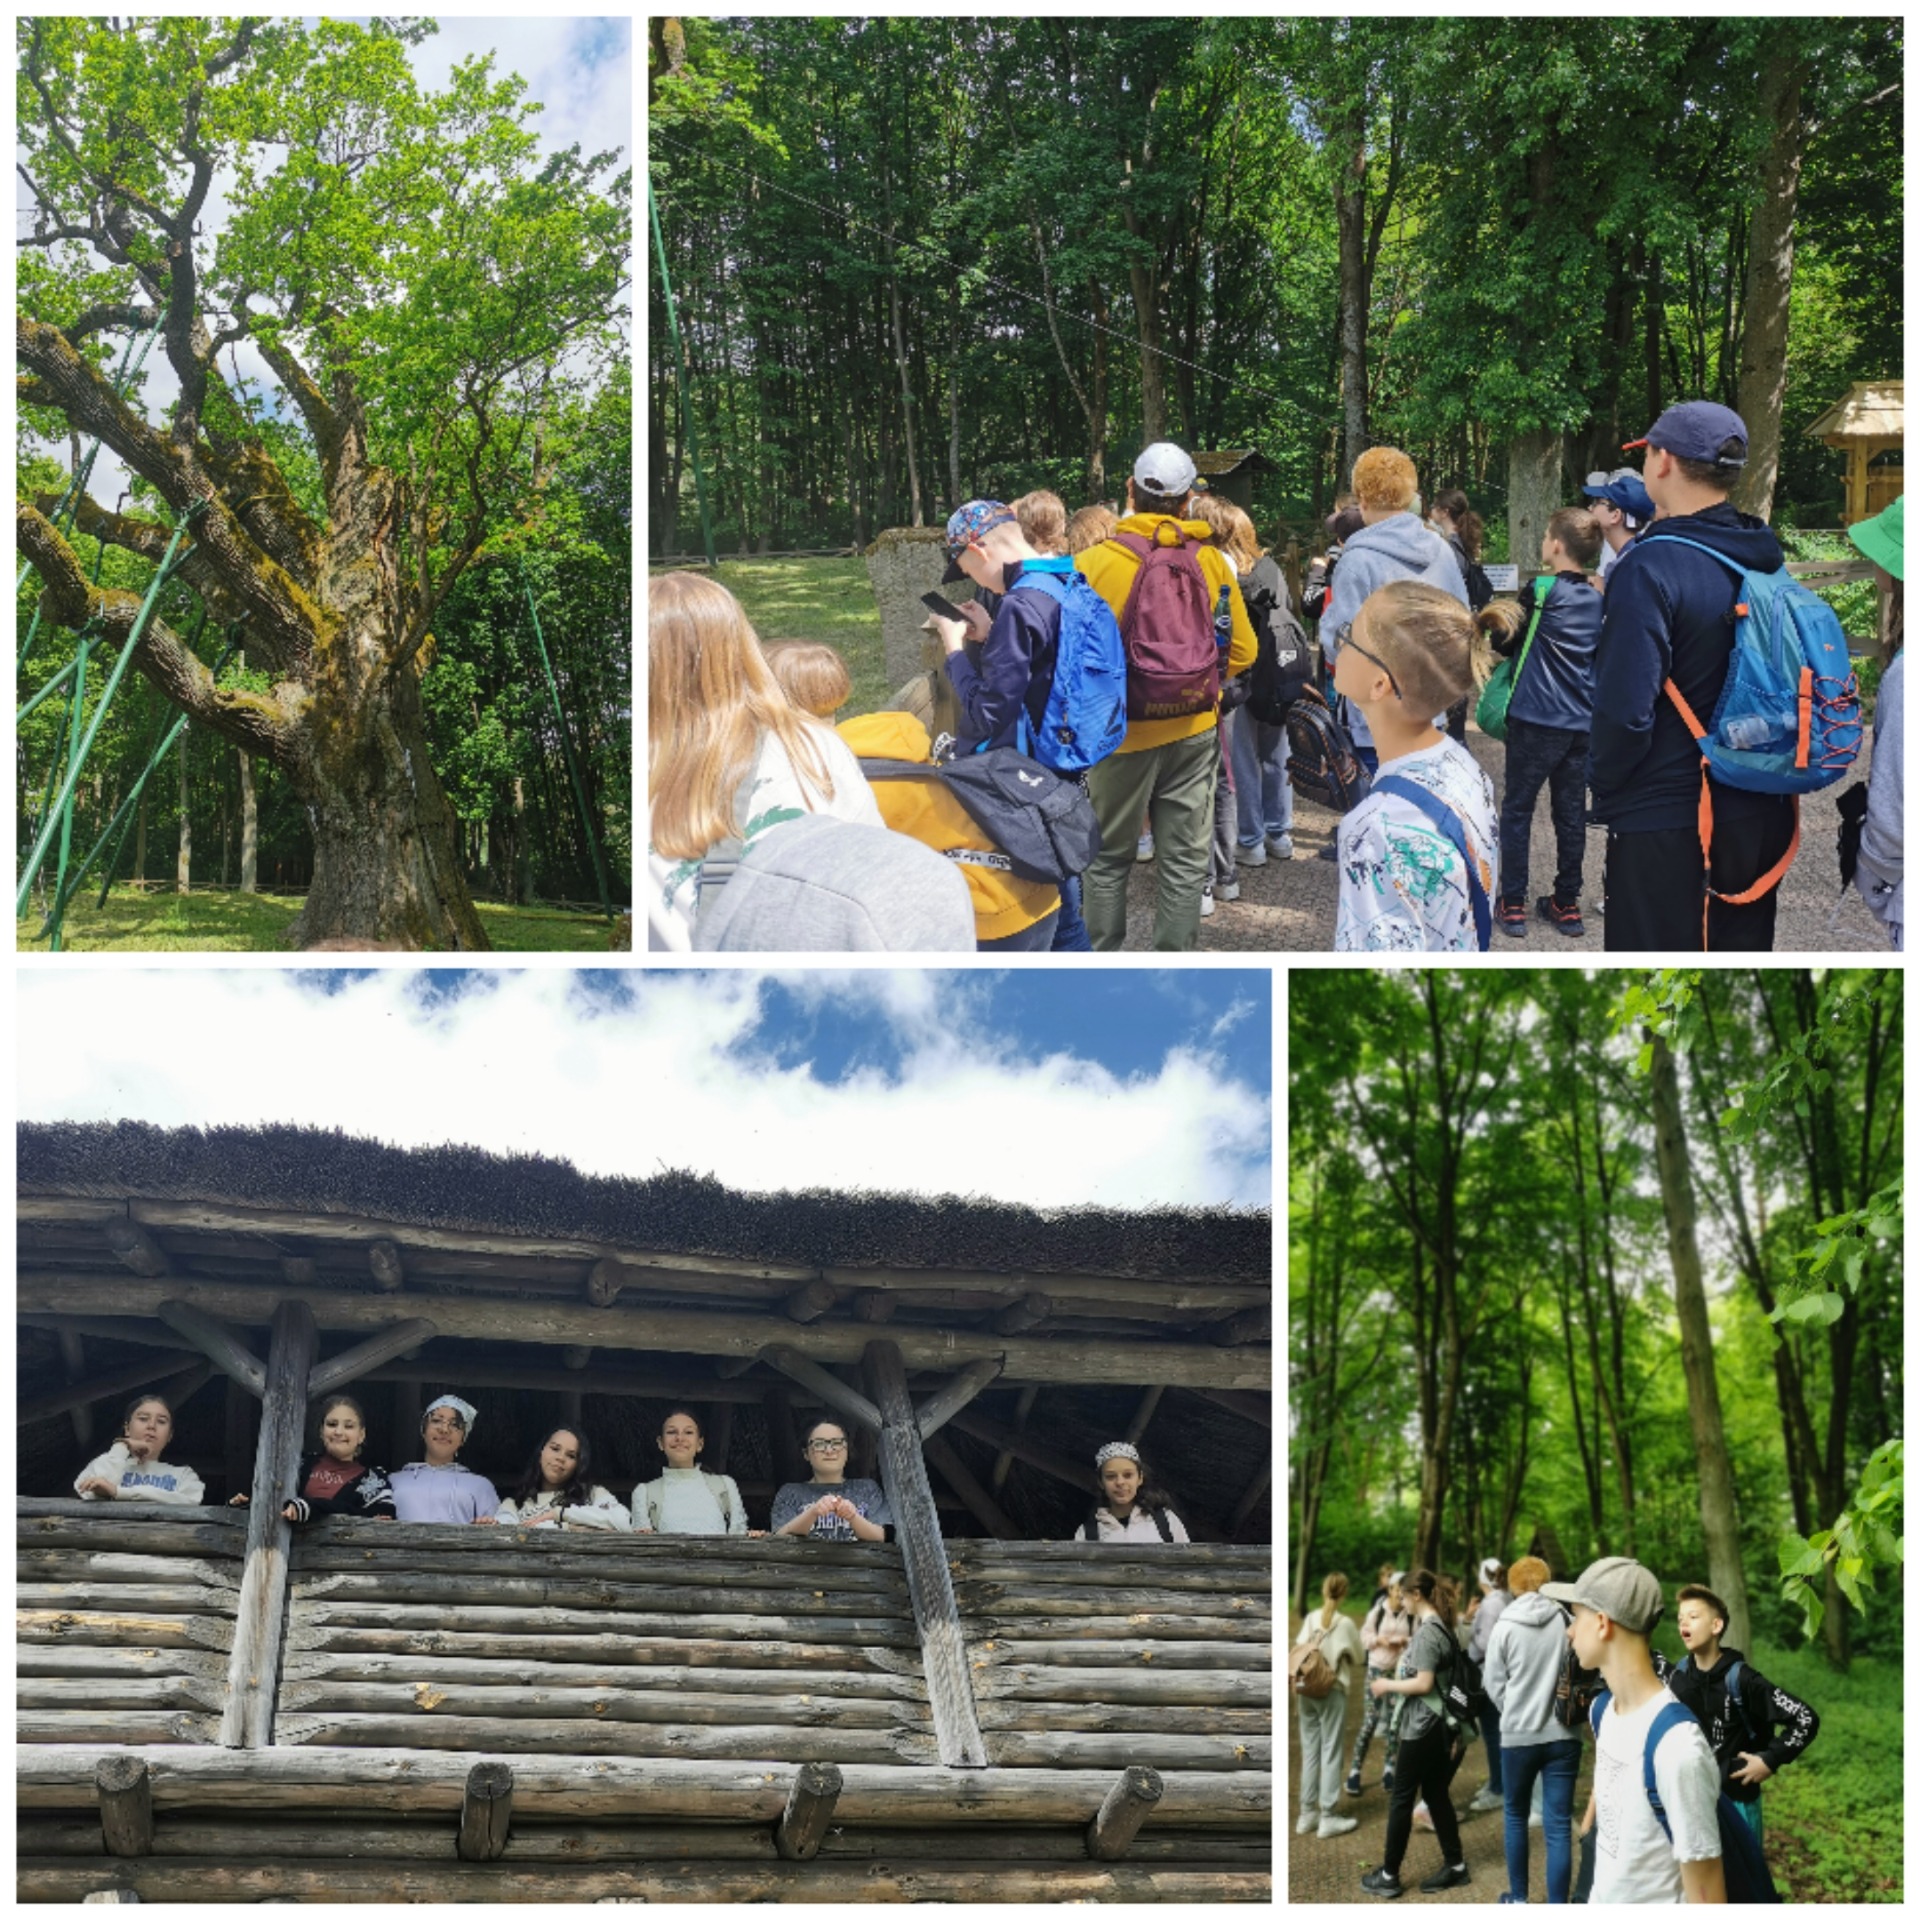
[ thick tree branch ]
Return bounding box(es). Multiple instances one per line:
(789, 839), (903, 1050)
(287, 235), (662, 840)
(17, 504), (291, 760)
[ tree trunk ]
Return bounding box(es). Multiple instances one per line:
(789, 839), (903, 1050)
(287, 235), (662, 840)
(1647, 1032), (1750, 1653)
(1731, 56), (1809, 521)
(176, 732), (192, 894)
(1335, 130), (1369, 484)
(1125, 252), (1169, 448)
(1507, 430), (1564, 579)
(886, 237), (924, 528)
(237, 752), (257, 894)
(285, 642), (486, 950)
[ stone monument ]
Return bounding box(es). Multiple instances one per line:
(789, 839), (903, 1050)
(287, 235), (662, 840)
(864, 525), (972, 741)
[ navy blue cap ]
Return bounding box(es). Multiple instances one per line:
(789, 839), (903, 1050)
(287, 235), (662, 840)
(1582, 473), (1656, 522)
(1624, 401), (1748, 465)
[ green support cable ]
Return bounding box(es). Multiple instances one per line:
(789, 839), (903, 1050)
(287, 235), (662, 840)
(519, 560), (612, 919)
(16, 511), (198, 917)
(648, 170), (718, 568)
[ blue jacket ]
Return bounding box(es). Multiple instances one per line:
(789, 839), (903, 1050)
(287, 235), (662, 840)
(1500, 571), (1600, 732)
(1589, 504), (1796, 833)
(944, 557), (1066, 754)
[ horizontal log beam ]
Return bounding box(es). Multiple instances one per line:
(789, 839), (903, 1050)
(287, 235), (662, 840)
(276, 1653), (925, 1700)
(18, 1273), (1269, 1388)
(19, 1612), (235, 1655)
(289, 1601), (919, 1648)
(104, 1220), (171, 1278)
(973, 1666), (1269, 1708)
(18, 1744), (1273, 1826)
(991, 1291), (1051, 1336)
(18, 1859), (1270, 1903)
(274, 1682), (926, 1731)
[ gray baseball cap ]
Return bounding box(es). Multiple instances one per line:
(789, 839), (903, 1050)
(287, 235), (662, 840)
(1539, 1555), (1664, 1633)
(1133, 441), (1198, 501)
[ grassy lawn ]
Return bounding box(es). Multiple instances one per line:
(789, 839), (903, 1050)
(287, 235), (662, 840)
(651, 557), (892, 715)
(17, 886), (622, 954)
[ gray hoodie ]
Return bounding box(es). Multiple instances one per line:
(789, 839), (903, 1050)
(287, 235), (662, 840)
(1320, 513), (1470, 749)
(1483, 1590), (1580, 1748)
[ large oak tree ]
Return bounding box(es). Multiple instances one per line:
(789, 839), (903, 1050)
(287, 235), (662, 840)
(17, 18), (628, 946)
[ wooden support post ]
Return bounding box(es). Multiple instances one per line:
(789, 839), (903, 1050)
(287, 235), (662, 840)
(20, 1352), (217, 1427)
(60, 1330), (92, 1448)
(94, 1755), (153, 1858)
(1086, 1766), (1162, 1860)
(366, 1240), (405, 1293)
(864, 1339), (986, 1769)
(914, 1357), (1004, 1441)
(991, 1383), (1039, 1492)
(104, 1219), (171, 1277)
(764, 1387), (803, 1487)
(306, 1318), (438, 1398)
(1228, 1461), (1272, 1535)
(851, 1289), (895, 1324)
(584, 1258), (624, 1307)
(761, 1343), (882, 1435)
(1207, 1306), (1270, 1347)
(992, 1291), (1051, 1335)
(1125, 1385), (1164, 1446)
(221, 1299), (317, 1748)
(456, 1761), (513, 1862)
(773, 1761), (841, 1861)
(155, 1302), (266, 1399)
(706, 1401), (734, 1474)
(923, 1431), (1017, 1540)
(784, 1278), (837, 1324)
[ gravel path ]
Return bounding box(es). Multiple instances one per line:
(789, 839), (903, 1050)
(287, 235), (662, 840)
(1120, 723), (1890, 954)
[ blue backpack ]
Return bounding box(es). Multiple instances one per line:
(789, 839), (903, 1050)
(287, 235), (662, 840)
(1637, 535), (1863, 794)
(1371, 773), (1493, 951)
(1589, 1689), (1781, 1903)
(1003, 560), (1128, 775)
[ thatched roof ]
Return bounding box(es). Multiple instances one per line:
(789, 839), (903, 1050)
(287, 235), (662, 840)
(18, 1120), (1269, 1281)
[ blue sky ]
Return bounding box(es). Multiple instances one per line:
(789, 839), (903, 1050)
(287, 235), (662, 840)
(18, 969), (1272, 1212)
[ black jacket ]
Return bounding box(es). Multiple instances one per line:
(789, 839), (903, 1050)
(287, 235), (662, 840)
(1589, 504), (1796, 833)
(1497, 570), (1600, 733)
(1659, 1645), (1819, 1803)
(284, 1453), (396, 1524)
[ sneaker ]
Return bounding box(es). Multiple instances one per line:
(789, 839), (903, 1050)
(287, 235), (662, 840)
(1345, 1770), (1364, 1798)
(1316, 842), (1339, 863)
(1360, 1868), (1403, 1899)
(1469, 1786), (1504, 1813)
(1537, 894), (1586, 938)
(1381, 1767), (1394, 1793)
(1200, 883), (1215, 917)
(1137, 832), (1155, 862)
(1298, 1811), (1320, 1835)
(1235, 840), (1268, 868)
(1496, 899), (1528, 938)
(1216, 876), (1240, 903)
(1420, 1863), (1471, 1894)
(1268, 832), (1295, 860)
(1318, 1815), (1359, 1839)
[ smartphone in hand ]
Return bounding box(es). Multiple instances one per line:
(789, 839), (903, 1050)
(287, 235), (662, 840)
(921, 591), (969, 623)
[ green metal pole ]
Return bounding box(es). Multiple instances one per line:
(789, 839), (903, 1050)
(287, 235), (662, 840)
(519, 561), (612, 920)
(648, 170), (718, 568)
(48, 638), (91, 952)
(16, 515), (195, 915)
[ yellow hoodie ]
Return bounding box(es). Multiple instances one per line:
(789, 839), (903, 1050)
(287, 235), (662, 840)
(1076, 514), (1259, 753)
(836, 713), (1060, 945)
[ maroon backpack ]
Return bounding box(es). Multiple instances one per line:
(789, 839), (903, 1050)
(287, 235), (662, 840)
(1107, 525), (1221, 720)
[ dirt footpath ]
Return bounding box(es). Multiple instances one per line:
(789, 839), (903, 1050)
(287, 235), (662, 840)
(1288, 1682), (1596, 1904)
(1121, 722), (1890, 954)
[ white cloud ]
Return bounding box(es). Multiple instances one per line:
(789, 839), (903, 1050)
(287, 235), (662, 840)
(17, 971), (1269, 1213)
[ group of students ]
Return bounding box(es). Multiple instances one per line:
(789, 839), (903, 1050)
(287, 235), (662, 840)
(1293, 1553), (1820, 1903)
(648, 407), (1903, 956)
(73, 1392), (1192, 1545)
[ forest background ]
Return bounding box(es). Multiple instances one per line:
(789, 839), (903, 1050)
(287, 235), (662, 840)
(1288, 968), (1903, 1900)
(648, 18), (1900, 561)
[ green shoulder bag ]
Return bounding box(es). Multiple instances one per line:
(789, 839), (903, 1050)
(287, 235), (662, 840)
(1474, 581), (1550, 743)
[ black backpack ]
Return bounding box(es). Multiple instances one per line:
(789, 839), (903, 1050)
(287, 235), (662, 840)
(1283, 684), (1371, 814)
(1242, 559), (1314, 725)
(1553, 1608), (1604, 1731)
(862, 749), (1100, 886)
(1433, 1620), (1487, 1730)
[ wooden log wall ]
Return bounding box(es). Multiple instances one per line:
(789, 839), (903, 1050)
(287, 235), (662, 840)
(948, 1541), (1273, 1772)
(277, 1519), (938, 1766)
(17, 1503), (247, 1747)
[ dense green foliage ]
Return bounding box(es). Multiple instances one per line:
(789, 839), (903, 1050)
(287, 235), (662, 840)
(650, 18), (1899, 550)
(1289, 969), (1902, 1663)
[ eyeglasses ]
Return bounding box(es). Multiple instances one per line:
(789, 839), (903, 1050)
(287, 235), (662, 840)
(1334, 622), (1403, 700)
(808, 1438), (848, 1452)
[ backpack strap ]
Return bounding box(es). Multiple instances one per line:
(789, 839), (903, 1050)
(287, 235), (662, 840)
(1590, 1687), (1611, 1741)
(1640, 1699), (1699, 1844)
(1721, 1657), (1753, 1748)
(1153, 1506), (1174, 1543)
(1371, 774), (1493, 950)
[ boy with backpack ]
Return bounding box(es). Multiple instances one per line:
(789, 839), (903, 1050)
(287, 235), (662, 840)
(1541, 1557), (1727, 1904)
(1662, 1584), (1819, 1846)
(929, 497), (1128, 950)
(1484, 506), (1605, 939)
(1076, 443), (1257, 950)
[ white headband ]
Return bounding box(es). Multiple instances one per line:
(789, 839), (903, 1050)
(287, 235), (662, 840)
(424, 1393), (477, 1433)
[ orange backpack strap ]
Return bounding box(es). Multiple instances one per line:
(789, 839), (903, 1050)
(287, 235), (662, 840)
(1663, 678), (1801, 947)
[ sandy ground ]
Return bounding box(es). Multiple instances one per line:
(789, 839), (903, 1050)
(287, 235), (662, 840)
(1118, 722), (1890, 955)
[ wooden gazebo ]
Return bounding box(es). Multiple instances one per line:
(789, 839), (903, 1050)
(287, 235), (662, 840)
(15, 1121), (1272, 1902)
(1806, 379), (1903, 525)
